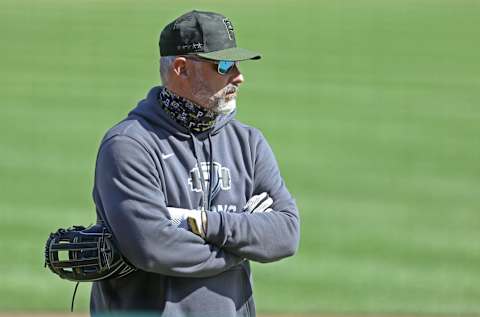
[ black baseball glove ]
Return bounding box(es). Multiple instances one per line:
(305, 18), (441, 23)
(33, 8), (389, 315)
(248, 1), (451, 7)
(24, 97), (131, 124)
(44, 224), (136, 282)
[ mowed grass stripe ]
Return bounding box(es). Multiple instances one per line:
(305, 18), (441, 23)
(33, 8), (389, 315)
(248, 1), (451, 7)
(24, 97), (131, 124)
(1, 0), (480, 314)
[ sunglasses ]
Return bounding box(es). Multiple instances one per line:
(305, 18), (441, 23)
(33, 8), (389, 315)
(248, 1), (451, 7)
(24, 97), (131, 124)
(184, 56), (238, 75)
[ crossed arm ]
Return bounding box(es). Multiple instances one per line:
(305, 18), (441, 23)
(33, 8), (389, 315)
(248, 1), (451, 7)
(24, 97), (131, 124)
(94, 134), (299, 277)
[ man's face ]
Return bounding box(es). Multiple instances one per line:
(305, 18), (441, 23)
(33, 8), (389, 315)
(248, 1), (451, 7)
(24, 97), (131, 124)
(186, 58), (244, 114)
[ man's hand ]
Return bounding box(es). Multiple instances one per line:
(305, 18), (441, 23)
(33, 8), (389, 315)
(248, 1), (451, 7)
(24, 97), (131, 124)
(167, 207), (207, 238)
(167, 192), (272, 239)
(187, 210), (207, 238)
(243, 192), (273, 213)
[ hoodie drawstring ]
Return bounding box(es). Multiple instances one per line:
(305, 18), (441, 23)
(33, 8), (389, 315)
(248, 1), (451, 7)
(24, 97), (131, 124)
(207, 134), (214, 210)
(190, 133), (214, 212)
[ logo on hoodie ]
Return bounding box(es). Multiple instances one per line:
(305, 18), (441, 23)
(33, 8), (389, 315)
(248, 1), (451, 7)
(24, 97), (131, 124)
(188, 162), (231, 199)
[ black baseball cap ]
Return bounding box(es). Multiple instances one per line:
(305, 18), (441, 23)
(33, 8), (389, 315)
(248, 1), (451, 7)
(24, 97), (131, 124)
(159, 10), (261, 61)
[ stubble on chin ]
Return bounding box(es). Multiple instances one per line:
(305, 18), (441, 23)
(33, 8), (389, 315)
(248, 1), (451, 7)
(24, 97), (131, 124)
(211, 85), (238, 114)
(192, 82), (238, 113)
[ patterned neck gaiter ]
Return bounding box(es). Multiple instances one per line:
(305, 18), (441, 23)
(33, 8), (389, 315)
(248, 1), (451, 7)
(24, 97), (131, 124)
(158, 87), (217, 133)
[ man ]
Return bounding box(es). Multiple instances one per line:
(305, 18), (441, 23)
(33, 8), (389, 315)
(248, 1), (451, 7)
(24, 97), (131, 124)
(91, 10), (300, 317)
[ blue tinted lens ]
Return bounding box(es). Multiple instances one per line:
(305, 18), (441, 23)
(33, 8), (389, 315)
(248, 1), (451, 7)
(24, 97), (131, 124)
(218, 61), (235, 75)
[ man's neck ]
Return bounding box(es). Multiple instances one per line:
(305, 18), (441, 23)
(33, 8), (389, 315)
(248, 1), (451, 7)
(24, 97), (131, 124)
(158, 87), (217, 133)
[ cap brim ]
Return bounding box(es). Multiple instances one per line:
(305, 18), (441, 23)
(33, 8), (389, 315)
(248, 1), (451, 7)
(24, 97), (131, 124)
(196, 47), (261, 61)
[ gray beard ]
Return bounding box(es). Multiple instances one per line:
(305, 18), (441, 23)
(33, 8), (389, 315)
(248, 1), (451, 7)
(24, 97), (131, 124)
(213, 97), (236, 114)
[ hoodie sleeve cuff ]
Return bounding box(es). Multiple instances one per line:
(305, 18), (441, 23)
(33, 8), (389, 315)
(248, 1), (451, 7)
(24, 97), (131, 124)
(205, 211), (226, 247)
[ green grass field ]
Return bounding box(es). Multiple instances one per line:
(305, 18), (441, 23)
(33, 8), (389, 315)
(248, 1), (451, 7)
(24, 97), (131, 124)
(1, 0), (479, 315)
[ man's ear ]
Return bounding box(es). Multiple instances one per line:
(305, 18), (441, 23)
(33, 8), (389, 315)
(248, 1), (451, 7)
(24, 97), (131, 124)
(172, 57), (188, 78)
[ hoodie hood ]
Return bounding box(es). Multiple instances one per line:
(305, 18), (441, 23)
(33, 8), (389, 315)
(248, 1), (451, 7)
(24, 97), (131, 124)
(129, 86), (237, 139)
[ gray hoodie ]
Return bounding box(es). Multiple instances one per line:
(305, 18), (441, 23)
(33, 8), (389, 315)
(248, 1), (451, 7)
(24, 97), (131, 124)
(90, 86), (300, 317)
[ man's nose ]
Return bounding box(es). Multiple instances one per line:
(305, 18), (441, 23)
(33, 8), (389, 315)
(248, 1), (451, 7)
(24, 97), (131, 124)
(230, 66), (244, 85)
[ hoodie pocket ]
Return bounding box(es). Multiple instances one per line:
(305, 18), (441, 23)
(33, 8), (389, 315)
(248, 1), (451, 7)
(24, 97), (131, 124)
(163, 265), (254, 317)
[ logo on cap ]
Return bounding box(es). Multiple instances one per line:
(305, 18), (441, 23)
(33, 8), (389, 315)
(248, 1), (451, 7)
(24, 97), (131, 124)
(176, 42), (204, 53)
(222, 18), (235, 41)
